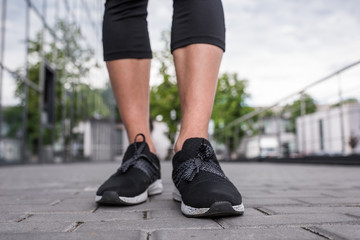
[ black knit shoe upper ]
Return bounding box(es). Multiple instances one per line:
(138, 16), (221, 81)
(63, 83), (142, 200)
(96, 134), (161, 198)
(172, 138), (242, 209)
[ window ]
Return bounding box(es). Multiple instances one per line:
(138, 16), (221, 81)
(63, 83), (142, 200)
(319, 119), (324, 151)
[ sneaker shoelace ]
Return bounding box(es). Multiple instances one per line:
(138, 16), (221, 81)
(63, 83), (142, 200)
(118, 133), (159, 179)
(173, 142), (227, 187)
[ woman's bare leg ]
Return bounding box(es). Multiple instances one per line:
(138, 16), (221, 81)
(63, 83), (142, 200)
(173, 44), (223, 152)
(106, 59), (156, 153)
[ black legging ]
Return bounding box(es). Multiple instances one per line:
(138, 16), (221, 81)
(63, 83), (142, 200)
(103, 0), (226, 61)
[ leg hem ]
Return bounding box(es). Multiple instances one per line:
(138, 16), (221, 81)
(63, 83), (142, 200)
(171, 36), (225, 53)
(104, 51), (153, 61)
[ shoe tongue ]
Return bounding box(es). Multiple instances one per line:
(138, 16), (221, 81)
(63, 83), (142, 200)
(181, 137), (211, 159)
(124, 141), (150, 161)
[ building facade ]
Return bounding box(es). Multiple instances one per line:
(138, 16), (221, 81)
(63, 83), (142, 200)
(296, 103), (360, 155)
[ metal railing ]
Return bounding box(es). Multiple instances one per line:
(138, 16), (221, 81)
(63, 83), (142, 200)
(212, 60), (360, 159)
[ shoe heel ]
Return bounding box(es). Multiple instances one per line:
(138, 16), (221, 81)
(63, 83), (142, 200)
(148, 179), (163, 195)
(172, 187), (182, 202)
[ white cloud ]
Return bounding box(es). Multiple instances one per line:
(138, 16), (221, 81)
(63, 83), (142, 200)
(220, 0), (360, 106)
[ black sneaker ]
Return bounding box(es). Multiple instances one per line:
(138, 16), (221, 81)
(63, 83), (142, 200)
(172, 137), (244, 217)
(96, 133), (163, 205)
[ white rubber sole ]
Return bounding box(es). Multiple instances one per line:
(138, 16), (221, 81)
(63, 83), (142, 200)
(173, 188), (245, 217)
(95, 179), (163, 205)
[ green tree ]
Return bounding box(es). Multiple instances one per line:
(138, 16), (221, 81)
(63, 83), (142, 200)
(281, 94), (317, 133)
(2, 106), (22, 138)
(212, 73), (254, 151)
(150, 32), (180, 147)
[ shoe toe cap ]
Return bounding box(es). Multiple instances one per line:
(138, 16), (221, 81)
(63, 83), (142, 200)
(181, 179), (242, 208)
(96, 171), (149, 197)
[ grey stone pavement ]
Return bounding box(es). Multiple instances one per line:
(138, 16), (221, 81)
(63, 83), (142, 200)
(0, 161), (360, 240)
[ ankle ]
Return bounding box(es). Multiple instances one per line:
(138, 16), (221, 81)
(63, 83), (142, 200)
(174, 140), (183, 153)
(174, 132), (208, 153)
(147, 141), (157, 155)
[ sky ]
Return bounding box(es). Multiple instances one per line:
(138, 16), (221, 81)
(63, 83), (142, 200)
(146, 0), (360, 106)
(2, 0), (360, 107)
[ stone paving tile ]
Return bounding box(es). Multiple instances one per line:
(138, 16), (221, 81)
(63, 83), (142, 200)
(71, 190), (99, 199)
(96, 199), (180, 213)
(143, 209), (183, 219)
(240, 189), (273, 197)
(0, 198), (97, 214)
(325, 189), (360, 198)
(0, 213), (25, 223)
(264, 206), (360, 216)
(23, 211), (146, 222)
(257, 190), (339, 198)
(238, 207), (266, 217)
(0, 204), (55, 214)
(48, 197), (98, 212)
(291, 197), (360, 205)
(306, 224), (360, 240)
(148, 192), (174, 202)
(77, 218), (221, 231)
(0, 196), (53, 205)
(0, 189), (83, 203)
(151, 227), (325, 240)
(0, 231), (147, 240)
(242, 197), (301, 207)
(0, 221), (69, 233)
(217, 213), (358, 228)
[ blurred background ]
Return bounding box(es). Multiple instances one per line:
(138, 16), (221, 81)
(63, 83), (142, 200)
(0, 0), (359, 165)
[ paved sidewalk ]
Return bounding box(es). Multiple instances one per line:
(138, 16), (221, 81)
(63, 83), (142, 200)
(0, 161), (359, 239)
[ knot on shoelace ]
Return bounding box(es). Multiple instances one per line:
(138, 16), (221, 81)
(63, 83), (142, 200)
(119, 133), (159, 174)
(173, 143), (226, 187)
(180, 143), (215, 181)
